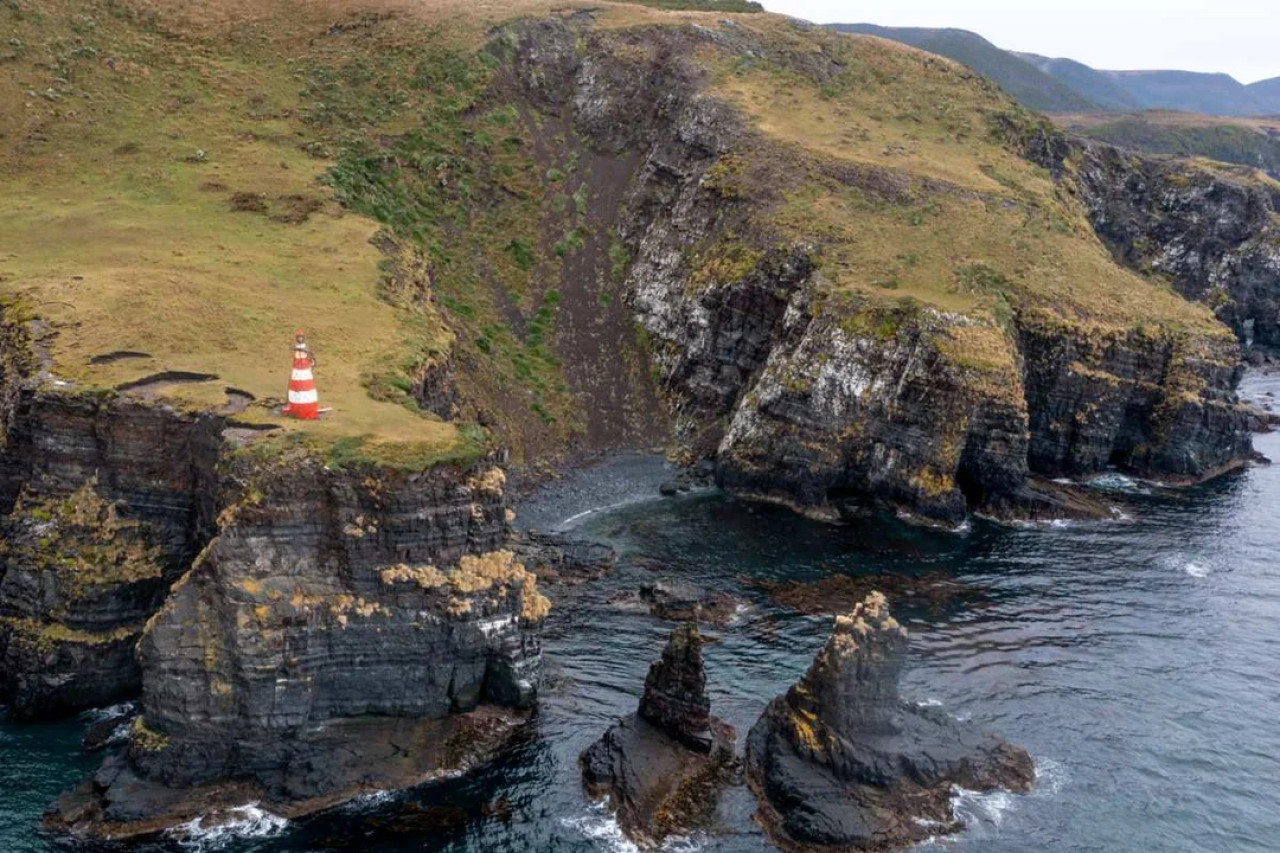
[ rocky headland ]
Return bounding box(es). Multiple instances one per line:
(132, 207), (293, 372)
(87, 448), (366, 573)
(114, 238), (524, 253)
(581, 621), (736, 845)
(44, 443), (548, 841)
(746, 592), (1035, 851)
(0, 0), (1278, 845)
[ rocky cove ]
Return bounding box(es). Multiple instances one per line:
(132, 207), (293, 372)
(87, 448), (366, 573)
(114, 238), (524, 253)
(9, 430), (1280, 852)
(2, 1), (1280, 851)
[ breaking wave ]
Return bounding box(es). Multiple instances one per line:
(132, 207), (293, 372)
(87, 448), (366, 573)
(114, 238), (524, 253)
(79, 702), (134, 723)
(1085, 473), (1152, 495)
(561, 800), (703, 852)
(561, 802), (640, 853)
(1159, 553), (1213, 578)
(166, 803), (288, 851)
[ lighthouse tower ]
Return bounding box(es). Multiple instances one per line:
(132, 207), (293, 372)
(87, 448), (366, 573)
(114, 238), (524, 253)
(282, 329), (320, 420)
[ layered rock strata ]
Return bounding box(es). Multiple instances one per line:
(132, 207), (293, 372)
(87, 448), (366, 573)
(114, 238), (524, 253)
(1072, 142), (1280, 350)
(46, 451), (548, 840)
(746, 592), (1034, 851)
(496, 20), (1254, 526)
(0, 380), (222, 718)
(582, 622), (736, 844)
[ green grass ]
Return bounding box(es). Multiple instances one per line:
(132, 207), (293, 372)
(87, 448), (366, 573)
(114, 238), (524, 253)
(0, 0), (469, 460)
(1056, 112), (1280, 178)
(0, 0), (1243, 471)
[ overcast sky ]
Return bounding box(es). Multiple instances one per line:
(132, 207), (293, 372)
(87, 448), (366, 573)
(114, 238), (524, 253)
(761, 1), (1278, 84)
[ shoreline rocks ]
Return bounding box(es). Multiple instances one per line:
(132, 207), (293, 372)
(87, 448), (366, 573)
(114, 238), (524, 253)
(510, 530), (616, 586)
(746, 592), (1034, 851)
(581, 622), (737, 844)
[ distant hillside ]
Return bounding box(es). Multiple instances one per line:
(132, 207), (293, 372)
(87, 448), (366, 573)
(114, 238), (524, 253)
(1107, 70), (1271, 117)
(831, 23), (1280, 117)
(829, 24), (1099, 113)
(1248, 77), (1280, 109)
(1016, 54), (1142, 111)
(1057, 112), (1280, 178)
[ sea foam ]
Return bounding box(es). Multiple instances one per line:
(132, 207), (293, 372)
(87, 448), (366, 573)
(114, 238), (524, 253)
(166, 802), (288, 851)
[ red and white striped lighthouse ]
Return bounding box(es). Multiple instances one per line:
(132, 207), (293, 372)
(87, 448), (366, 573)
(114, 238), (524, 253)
(282, 329), (320, 420)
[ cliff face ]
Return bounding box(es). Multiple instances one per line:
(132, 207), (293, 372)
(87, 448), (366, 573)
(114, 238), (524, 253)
(0, 312), (547, 835)
(497, 19), (1251, 524)
(49, 450), (546, 837)
(0, 374), (222, 718)
(1072, 142), (1280, 350)
(1018, 312), (1250, 479)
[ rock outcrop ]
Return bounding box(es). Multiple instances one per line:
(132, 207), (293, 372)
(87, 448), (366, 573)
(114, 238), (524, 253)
(746, 592), (1034, 851)
(46, 449), (548, 840)
(510, 531), (616, 586)
(1072, 142), (1280, 351)
(581, 622), (736, 844)
(0, 386), (222, 719)
(490, 19), (1254, 526)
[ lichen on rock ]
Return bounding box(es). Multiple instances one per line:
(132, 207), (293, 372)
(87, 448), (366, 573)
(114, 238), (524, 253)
(0, 477), (174, 719)
(47, 450), (545, 840)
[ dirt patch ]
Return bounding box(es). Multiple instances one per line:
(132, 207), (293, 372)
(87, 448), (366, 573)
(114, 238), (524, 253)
(228, 191), (322, 223)
(89, 350), (152, 365)
(229, 191), (267, 213)
(218, 387), (255, 415)
(116, 371), (219, 393)
(271, 194), (323, 224)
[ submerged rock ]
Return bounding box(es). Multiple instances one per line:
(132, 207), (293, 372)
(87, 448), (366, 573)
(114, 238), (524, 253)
(746, 592), (1034, 851)
(609, 578), (745, 628)
(746, 571), (986, 618)
(81, 704), (136, 753)
(581, 622), (736, 844)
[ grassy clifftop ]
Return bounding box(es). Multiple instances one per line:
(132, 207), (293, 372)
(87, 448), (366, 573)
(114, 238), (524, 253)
(0, 0), (1240, 469)
(0, 0), (474, 462)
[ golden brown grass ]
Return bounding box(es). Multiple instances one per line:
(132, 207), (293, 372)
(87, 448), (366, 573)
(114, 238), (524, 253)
(702, 27), (1230, 349)
(0, 0), (1240, 465)
(0, 0), (462, 448)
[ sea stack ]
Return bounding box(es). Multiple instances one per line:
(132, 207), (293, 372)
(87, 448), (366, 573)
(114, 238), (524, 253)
(746, 592), (1035, 851)
(581, 622), (735, 843)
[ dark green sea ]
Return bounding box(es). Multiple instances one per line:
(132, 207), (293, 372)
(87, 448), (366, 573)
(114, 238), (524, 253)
(6, 374), (1280, 852)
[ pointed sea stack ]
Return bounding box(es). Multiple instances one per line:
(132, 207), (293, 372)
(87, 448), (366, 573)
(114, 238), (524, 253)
(581, 622), (735, 843)
(746, 592), (1035, 851)
(638, 619), (714, 752)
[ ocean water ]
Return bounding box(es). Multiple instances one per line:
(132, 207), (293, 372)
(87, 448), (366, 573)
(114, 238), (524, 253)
(6, 375), (1280, 852)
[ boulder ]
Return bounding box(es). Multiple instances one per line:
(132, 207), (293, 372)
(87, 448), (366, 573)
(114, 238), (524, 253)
(609, 578), (745, 628)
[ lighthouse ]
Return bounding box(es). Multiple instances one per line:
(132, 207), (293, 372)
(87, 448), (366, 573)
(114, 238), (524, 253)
(282, 329), (320, 420)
